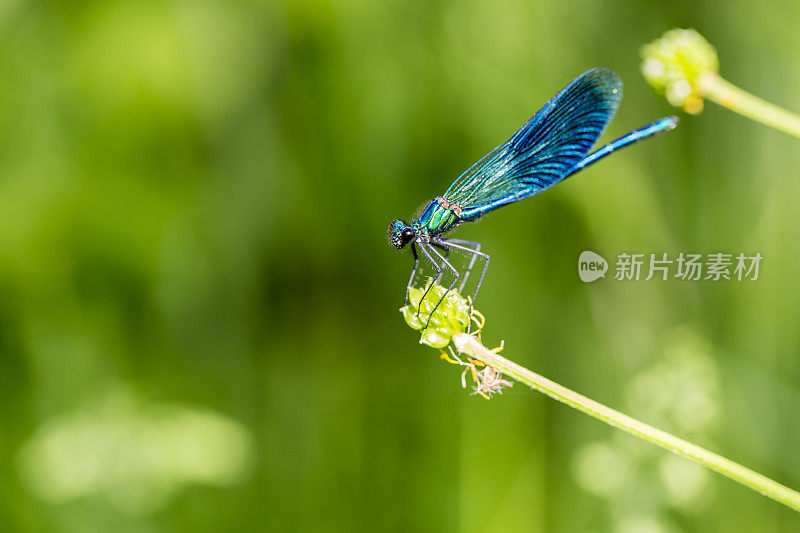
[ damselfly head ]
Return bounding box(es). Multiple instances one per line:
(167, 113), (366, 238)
(388, 220), (415, 250)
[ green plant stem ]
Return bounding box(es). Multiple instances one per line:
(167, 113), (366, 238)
(699, 72), (800, 139)
(452, 332), (800, 513)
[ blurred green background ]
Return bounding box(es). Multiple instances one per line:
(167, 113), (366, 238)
(1, 0), (799, 531)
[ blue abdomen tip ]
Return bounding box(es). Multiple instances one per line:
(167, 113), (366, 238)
(662, 116), (680, 130)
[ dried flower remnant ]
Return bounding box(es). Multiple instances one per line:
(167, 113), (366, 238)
(440, 342), (512, 400)
(472, 365), (514, 398)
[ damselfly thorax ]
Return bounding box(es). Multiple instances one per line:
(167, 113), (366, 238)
(414, 197), (466, 237)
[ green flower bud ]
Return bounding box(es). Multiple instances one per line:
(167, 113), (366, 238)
(400, 281), (470, 349)
(640, 28), (719, 114)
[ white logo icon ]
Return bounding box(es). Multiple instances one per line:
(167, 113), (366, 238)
(578, 251), (608, 282)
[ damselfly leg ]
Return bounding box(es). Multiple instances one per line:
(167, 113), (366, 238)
(436, 246), (451, 280)
(409, 239), (490, 328)
(415, 241), (444, 313)
(424, 243), (460, 327)
(438, 238), (490, 303)
(416, 241), (460, 328)
(404, 243), (450, 305)
(404, 243), (420, 304)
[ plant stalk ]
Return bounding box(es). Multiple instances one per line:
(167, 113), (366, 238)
(699, 72), (800, 139)
(452, 332), (800, 513)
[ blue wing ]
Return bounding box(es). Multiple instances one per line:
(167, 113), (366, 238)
(444, 68), (623, 219)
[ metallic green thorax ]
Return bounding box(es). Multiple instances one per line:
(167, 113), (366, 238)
(414, 197), (463, 237)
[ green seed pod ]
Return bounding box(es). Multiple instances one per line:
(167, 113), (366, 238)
(640, 28), (719, 114)
(400, 281), (470, 349)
